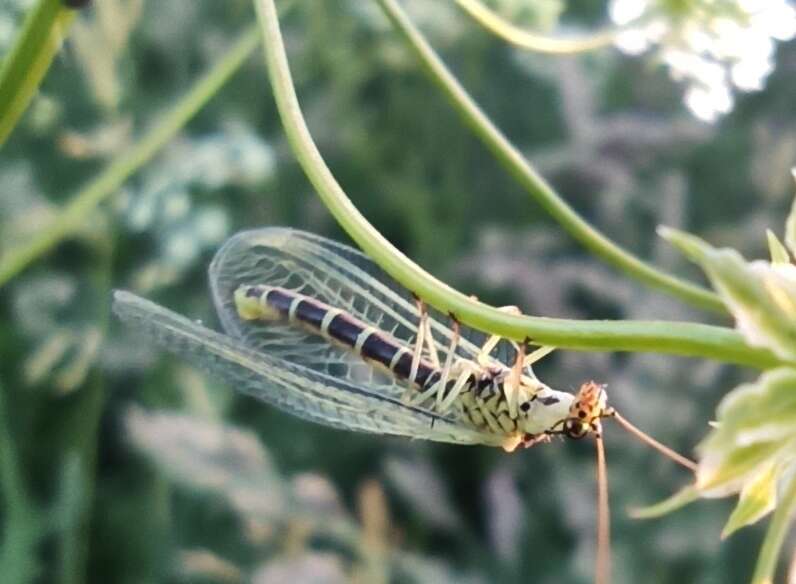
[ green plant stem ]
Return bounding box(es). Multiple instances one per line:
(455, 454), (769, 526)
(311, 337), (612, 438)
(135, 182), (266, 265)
(0, 382), (42, 583)
(57, 240), (112, 584)
(455, 0), (624, 53)
(0, 26), (261, 288)
(56, 376), (105, 584)
(252, 0), (780, 369)
(377, 0), (725, 315)
(0, 0), (76, 147)
(751, 475), (796, 584)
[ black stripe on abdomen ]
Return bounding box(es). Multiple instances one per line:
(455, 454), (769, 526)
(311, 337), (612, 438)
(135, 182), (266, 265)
(326, 313), (364, 345)
(360, 333), (400, 366)
(293, 298), (327, 328)
(263, 288), (294, 315)
(256, 286), (445, 389)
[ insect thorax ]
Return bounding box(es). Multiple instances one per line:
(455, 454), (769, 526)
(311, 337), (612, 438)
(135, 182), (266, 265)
(517, 385), (574, 435)
(456, 371), (574, 436)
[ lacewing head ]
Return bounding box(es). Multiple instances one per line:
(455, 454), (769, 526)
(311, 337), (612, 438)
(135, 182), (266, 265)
(561, 381), (609, 440)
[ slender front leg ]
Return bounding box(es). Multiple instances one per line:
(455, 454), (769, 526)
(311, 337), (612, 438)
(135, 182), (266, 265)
(408, 299), (428, 389)
(434, 317), (460, 403)
(520, 345), (556, 388)
(407, 318), (461, 407)
(475, 305), (522, 368)
(438, 366), (476, 412)
(523, 345), (556, 368)
(504, 341), (526, 419)
(416, 297), (441, 368)
(520, 433), (553, 448)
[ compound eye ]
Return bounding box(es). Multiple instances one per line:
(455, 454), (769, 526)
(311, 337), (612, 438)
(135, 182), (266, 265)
(563, 418), (589, 440)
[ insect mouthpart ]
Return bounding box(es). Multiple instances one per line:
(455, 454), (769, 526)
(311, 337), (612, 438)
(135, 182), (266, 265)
(562, 417), (591, 440)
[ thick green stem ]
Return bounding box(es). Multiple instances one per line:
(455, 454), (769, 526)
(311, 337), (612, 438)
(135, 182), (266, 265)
(0, 0), (76, 147)
(252, 0), (780, 369)
(377, 0), (725, 315)
(0, 26), (261, 287)
(455, 0), (624, 54)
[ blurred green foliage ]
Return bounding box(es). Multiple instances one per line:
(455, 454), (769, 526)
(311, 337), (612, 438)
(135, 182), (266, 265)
(1, 1), (795, 583)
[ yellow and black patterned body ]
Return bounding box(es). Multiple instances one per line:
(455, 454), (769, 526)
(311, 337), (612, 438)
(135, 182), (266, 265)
(234, 283), (573, 447)
(236, 284), (452, 392)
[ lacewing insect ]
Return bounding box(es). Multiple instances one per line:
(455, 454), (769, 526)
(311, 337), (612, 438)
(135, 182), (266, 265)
(113, 227), (696, 584)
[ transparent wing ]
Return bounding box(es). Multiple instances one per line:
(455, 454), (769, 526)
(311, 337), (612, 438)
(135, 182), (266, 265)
(208, 228), (519, 401)
(113, 291), (505, 447)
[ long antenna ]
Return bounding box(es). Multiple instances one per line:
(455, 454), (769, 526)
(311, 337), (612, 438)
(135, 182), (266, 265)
(595, 430), (611, 584)
(611, 412), (698, 473)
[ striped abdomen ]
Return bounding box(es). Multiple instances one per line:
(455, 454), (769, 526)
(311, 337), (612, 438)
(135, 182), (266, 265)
(234, 284), (447, 391)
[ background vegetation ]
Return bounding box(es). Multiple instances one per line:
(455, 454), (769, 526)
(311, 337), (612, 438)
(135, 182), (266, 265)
(1, 0), (794, 582)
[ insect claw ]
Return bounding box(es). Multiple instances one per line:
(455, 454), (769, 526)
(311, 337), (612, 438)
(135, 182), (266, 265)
(519, 433), (552, 449)
(501, 433), (524, 452)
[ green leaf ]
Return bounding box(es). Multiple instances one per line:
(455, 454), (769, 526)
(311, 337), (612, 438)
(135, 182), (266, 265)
(710, 368), (796, 433)
(658, 226), (711, 264)
(0, 0), (76, 147)
(766, 230), (790, 264)
(628, 485), (700, 519)
(661, 228), (796, 362)
(721, 462), (779, 539)
(697, 368), (796, 495)
(698, 441), (788, 495)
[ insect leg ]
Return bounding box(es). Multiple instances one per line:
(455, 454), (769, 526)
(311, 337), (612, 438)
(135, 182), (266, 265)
(475, 305), (522, 368)
(408, 316), (463, 408)
(435, 317), (460, 404)
(407, 381), (438, 407)
(503, 341), (526, 418)
(520, 432), (553, 448)
(415, 298), (441, 368)
(438, 365), (476, 412)
(404, 301), (428, 401)
(522, 345), (556, 368)
(595, 428), (611, 584)
(517, 346), (557, 394)
(474, 396), (503, 434)
(475, 335), (501, 367)
(401, 306), (437, 404)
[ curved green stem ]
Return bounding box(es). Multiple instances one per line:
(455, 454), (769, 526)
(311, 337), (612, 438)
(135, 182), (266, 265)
(377, 0), (725, 315)
(751, 474), (796, 584)
(455, 0), (625, 54)
(0, 0), (76, 147)
(0, 26), (261, 288)
(252, 0), (780, 370)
